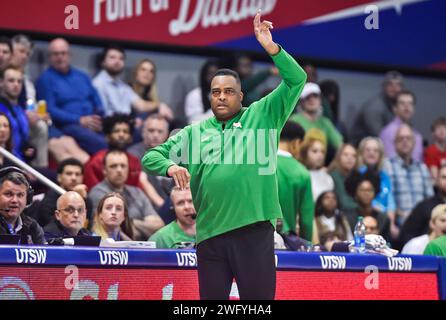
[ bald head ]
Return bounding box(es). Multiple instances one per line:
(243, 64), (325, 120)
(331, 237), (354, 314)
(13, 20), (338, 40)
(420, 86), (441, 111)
(56, 191), (85, 210)
(55, 191), (87, 236)
(48, 38), (71, 73)
(395, 124), (415, 159)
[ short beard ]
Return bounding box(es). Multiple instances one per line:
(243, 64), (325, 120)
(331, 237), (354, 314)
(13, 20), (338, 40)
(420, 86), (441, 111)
(105, 67), (123, 77)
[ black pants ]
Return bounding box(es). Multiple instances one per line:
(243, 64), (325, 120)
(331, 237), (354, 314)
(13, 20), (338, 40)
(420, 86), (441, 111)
(196, 221), (276, 300)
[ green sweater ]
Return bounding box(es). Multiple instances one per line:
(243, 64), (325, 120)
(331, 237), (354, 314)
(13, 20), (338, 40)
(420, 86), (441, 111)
(289, 113), (343, 148)
(276, 150), (314, 240)
(329, 169), (358, 212)
(424, 235), (446, 257)
(142, 47), (307, 244)
(149, 221), (195, 249)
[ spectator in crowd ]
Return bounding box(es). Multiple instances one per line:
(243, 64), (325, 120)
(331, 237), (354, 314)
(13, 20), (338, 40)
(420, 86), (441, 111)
(128, 114), (172, 202)
(233, 53), (279, 107)
(92, 192), (134, 241)
(315, 191), (353, 251)
(351, 71), (404, 145)
(380, 90), (423, 161)
(329, 144), (358, 211)
(402, 204), (446, 255)
(35, 38), (107, 155)
(83, 114), (140, 189)
(149, 186), (196, 249)
(0, 37), (12, 73)
(319, 79), (349, 141)
(0, 166), (44, 244)
(302, 63), (317, 83)
(93, 46), (173, 121)
(0, 65), (48, 166)
(12, 36), (88, 165)
(345, 170), (391, 242)
(10, 34), (36, 108)
(299, 134), (334, 202)
(33, 158), (91, 228)
(88, 149), (163, 240)
(184, 59), (221, 124)
(363, 216), (379, 235)
(290, 82), (343, 162)
(0, 112), (15, 167)
(44, 191), (90, 242)
(83, 113), (164, 208)
(424, 116), (446, 181)
(358, 137), (398, 237)
(424, 234), (446, 257)
(128, 114), (169, 160)
(277, 121), (313, 241)
(399, 164), (446, 245)
(384, 124), (434, 226)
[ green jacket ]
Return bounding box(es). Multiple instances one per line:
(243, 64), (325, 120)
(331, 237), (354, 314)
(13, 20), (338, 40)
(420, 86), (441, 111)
(142, 47), (307, 244)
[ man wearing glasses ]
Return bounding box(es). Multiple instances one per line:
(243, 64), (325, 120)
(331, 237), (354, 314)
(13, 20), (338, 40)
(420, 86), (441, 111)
(44, 191), (90, 243)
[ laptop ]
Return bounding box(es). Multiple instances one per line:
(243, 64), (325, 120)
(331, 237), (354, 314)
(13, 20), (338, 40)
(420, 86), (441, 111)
(73, 236), (101, 247)
(0, 234), (21, 245)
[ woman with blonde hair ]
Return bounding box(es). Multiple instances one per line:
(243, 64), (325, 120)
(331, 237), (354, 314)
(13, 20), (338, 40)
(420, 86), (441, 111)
(357, 136), (398, 238)
(300, 133), (334, 202)
(329, 143), (359, 211)
(92, 192), (134, 241)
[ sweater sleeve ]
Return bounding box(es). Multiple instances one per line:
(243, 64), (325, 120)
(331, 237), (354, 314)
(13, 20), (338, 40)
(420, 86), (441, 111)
(248, 46), (307, 130)
(142, 125), (192, 176)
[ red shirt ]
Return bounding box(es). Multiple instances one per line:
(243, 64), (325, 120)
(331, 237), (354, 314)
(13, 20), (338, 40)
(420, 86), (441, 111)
(84, 149), (142, 190)
(424, 144), (446, 169)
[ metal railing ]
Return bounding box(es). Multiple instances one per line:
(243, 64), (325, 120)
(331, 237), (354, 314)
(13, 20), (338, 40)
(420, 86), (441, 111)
(0, 146), (65, 195)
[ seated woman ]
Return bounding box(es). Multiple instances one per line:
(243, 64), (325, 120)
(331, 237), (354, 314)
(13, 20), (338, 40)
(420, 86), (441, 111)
(328, 143), (358, 211)
(357, 137), (398, 238)
(299, 131), (334, 202)
(315, 191), (353, 251)
(0, 112), (15, 167)
(92, 192), (134, 241)
(344, 170), (391, 242)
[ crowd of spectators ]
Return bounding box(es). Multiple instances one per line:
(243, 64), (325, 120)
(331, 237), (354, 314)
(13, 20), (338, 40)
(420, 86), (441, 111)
(0, 34), (445, 256)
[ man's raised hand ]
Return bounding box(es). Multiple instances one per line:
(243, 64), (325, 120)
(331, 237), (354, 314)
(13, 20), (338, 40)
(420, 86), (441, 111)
(253, 10), (279, 56)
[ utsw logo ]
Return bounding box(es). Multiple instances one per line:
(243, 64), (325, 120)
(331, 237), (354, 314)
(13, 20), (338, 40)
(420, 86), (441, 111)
(98, 251), (128, 266)
(15, 249), (47, 264)
(387, 257), (412, 271)
(319, 255), (346, 270)
(176, 252), (197, 267)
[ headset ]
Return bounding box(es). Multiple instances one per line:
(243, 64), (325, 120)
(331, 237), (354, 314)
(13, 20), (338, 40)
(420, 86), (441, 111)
(0, 166), (34, 206)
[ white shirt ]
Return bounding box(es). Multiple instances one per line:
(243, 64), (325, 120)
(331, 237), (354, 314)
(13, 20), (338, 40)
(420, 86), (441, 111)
(310, 169), (335, 202)
(401, 234), (430, 255)
(184, 87), (214, 124)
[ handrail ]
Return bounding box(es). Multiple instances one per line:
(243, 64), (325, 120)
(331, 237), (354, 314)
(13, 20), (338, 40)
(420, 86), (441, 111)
(0, 146), (66, 195)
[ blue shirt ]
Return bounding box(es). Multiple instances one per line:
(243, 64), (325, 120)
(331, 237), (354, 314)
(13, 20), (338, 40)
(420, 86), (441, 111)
(359, 166), (396, 214)
(35, 66), (104, 126)
(384, 156), (434, 222)
(0, 99), (29, 160)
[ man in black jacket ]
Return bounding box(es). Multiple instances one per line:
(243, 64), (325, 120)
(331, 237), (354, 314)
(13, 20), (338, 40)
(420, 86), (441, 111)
(44, 191), (90, 243)
(400, 164), (446, 245)
(0, 167), (45, 244)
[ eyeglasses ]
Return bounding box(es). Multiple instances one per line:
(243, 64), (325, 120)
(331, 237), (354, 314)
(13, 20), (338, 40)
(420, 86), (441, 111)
(60, 207), (86, 215)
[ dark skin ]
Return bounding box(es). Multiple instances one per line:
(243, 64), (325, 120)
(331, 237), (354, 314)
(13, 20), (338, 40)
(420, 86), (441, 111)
(210, 76), (243, 122)
(167, 10), (279, 189)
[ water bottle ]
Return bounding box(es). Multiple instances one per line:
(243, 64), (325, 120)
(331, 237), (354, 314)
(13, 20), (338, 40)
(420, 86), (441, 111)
(354, 216), (366, 253)
(26, 98), (36, 111)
